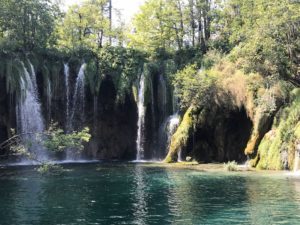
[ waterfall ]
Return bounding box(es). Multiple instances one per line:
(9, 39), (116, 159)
(136, 73), (145, 161)
(16, 62), (47, 162)
(70, 63), (86, 131)
(66, 63), (86, 160)
(64, 63), (71, 131)
(168, 114), (180, 140)
(158, 113), (180, 160)
(159, 75), (167, 120)
(167, 114), (180, 153)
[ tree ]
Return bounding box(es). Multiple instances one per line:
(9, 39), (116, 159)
(221, 0), (300, 80)
(0, 0), (60, 51)
(56, 0), (124, 51)
(128, 0), (184, 53)
(127, 0), (215, 54)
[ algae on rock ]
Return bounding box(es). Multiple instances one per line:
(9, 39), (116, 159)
(164, 106), (193, 163)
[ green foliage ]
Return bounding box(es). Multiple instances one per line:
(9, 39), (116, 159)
(84, 47), (145, 102)
(202, 49), (223, 69)
(128, 0), (214, 54)
(9, 143), (31, 158)
(44, 123), (91, 153)
(224, 161), (238, 171)
(0, 0), (60, 50)
(56, 0), (109, 51)
(223, 0), (300, 78)
(37, 163), (64, 175)
(173, 63), (217, 109)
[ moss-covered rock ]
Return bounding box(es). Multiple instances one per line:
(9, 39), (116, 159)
(255, 89), (300, 170)
(165, 60), (291, 168)
(164, 106), (193, 163)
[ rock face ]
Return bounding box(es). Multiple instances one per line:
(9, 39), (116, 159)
(165, 104), (253, 163)
(86, 76), (138, 160)
(0, 59), (139, 161)
(0, 56), (174, 161)
(186, 106), (253, 163)
(0, 77), (9, 156)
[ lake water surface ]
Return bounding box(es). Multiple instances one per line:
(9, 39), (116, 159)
(0, 163), (300, 225)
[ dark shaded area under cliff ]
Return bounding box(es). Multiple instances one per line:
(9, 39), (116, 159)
(183, 107), (253, 163)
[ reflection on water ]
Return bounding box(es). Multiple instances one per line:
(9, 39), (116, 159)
(132, 166), (147, 224)
(0, 164), (300, 225)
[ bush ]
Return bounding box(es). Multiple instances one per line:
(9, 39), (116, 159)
(224, 161), (238, 171)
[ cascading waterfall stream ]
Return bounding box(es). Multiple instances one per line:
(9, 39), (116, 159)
(66, 63), (86, 160)
(167, 114), (180, 159)
(136, 73), (145, 161)
(70, 63), (86, 131)
(16, 62), (47, 162)
(64, 63), (71, 131)
(159, 74), (167, 120)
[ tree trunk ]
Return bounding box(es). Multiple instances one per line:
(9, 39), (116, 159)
(189, 0), (195, 47)
(109, 0), (112, 45)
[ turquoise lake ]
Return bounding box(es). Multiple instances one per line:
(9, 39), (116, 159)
(0, 163), (300, 225)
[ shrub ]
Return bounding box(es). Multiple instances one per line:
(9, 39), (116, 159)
(224, 161), (238, 171)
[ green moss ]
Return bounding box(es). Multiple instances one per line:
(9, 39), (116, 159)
(164, 106), (193, 163)
(294, 122), (300, 139)
(256, 131), (282, 170)
(256, 89), (300, 170)
(132, 85), (138, 103)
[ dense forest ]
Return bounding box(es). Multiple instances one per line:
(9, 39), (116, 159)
(0, 0), (299, 170)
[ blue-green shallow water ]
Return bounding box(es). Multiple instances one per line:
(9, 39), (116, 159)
(1, 163), (300, 225)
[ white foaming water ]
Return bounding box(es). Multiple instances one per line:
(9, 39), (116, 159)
(168, 114), (180, 136)
(136, 73), (145, 161)
(67, 63), (86, 160)
(159, 74), (167, 119)
(166, 114), (180, 160)
(64, 63), (71, 131)
(16, 62), (47, 162)
(70, 63), (86, 128)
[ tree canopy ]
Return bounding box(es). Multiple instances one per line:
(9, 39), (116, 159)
(0, 0), (299, 89)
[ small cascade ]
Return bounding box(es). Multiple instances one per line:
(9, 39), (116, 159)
(136, 73), (146, 161)
(167, 114), (180, 152)
(177, 149), (183, 162)
(158, 75), (167, 120)
(244, 155), (250, 168)
(158, 113), (180, 160)
(16, 62), (47, 162)
(70, 63), (86, 131)
(66, 63), (86, 160)
(168, 114), (180, 139)
(294, 144), (300, 173)
(64, 63), (71, 131)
